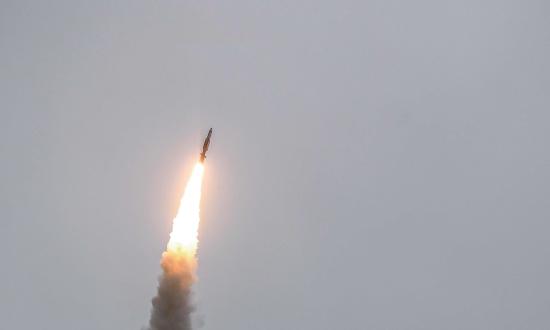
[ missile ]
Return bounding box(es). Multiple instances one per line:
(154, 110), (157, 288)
(200, 128), (212, 163)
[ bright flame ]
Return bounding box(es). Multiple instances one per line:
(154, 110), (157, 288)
(167, 163), (205, 255)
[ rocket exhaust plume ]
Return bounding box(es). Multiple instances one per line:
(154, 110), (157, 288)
(148, 163), (205, 330)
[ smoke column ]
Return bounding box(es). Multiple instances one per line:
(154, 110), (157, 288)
(149, 163), (205, 330)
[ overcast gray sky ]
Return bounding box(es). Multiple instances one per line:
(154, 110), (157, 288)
(1, 1), (550, 329)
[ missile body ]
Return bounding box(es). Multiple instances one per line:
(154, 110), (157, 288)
(200, 128), (212, 163)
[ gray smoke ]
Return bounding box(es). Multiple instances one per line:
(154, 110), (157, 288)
(148, 250), (197, 330)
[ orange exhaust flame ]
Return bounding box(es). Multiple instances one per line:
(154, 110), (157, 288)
(148, 162), (205, 330)
(167, 162), (205, 256)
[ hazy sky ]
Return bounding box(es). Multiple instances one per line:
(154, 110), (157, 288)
(1, 1), (549, 329)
